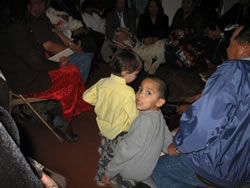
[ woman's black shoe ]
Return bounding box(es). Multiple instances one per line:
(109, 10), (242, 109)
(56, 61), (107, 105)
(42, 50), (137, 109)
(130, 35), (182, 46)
(55, 124), (79, 143)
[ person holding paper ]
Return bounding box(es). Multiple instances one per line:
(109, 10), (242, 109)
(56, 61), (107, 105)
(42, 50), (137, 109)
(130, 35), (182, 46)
(0, 0), (92, 142)
(27, 0), (93, 83)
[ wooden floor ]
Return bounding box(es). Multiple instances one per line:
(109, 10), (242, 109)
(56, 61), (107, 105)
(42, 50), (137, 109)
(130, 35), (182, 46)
(17, 60), (205, 188)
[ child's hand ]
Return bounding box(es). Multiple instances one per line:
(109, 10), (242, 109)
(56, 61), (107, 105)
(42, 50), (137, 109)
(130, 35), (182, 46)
(59, 56), (69, 66)
(185, 93), (201, 103)
(171, 127), (180, 136)
(101, 175), (111, 185)
(176, 104), (190, 114)
(168, 143), (180, 156)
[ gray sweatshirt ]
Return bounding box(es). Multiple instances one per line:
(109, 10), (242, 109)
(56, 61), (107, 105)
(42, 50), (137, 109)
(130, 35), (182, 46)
(105, 110), (173, 181)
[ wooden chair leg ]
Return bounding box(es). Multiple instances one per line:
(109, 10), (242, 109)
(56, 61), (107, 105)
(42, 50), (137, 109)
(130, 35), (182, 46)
(17, 94), (64, 142)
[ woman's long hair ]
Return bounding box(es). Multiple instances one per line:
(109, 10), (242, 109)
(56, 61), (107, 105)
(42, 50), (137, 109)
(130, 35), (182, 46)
(144, 0), (164, 15)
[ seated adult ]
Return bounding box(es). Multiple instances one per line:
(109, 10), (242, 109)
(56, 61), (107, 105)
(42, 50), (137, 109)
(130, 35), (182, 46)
(219, 0), (250, 32)
(27, 0), (93, 83)
(204, 0), (250, 47)
(0, 0), (92, 142)
(105, 0), (137, 43)
(198, 0), (250, 45)
(166, 0), (222, 70)
(100, 0), (137, 63)
(137, 0), (169, 45)
(170, 0), (202, 34)
(46, 0), (105, 57)
(152, 25), (250, 188)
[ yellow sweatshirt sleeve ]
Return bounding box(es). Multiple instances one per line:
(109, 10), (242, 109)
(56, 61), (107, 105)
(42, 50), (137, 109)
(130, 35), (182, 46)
(124, 93), (138, 125)
(82, 82), (98, 106)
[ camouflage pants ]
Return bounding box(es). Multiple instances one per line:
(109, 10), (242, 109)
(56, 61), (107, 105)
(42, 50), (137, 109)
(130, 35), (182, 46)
(95, 131), (127, 181)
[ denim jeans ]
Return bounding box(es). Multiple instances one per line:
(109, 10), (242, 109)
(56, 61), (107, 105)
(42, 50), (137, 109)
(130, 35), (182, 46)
(68, 52), (93, 83)
(152, 154), (207, 188)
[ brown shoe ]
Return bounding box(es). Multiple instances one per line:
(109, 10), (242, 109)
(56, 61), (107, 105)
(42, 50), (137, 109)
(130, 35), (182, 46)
(55, 124), (79, 143)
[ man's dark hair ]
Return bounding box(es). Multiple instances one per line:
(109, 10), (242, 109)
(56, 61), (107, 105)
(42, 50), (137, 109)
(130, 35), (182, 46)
(144, 75), (168, 100)
(235, 25), (250, 45)
(110, 49), (142, 76)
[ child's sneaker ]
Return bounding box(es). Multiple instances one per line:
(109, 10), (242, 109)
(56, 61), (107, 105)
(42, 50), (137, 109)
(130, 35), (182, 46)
(95, 180), (106, 187)
(97, 146), (103, 155)
(100, 137), (106, 147)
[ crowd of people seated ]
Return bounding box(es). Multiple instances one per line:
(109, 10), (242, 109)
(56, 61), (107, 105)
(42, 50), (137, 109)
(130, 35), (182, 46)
(0, 0), (249, 187)
(20, 0), (248, 71)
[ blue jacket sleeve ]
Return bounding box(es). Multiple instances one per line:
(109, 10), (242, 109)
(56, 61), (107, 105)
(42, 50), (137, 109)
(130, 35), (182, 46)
(174, 63), (237, 153)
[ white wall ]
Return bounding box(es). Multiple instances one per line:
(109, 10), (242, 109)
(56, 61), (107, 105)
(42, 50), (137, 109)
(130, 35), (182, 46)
(162, 0), (182, 25)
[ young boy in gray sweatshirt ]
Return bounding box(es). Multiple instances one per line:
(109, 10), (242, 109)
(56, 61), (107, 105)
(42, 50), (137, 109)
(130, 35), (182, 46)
(101, 75), (173, 188)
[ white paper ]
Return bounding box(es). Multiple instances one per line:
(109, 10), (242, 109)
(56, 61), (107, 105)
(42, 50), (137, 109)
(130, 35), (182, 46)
(48, 48), (74, 62)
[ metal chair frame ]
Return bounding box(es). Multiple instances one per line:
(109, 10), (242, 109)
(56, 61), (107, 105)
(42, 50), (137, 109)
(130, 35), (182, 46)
(9, 90), (63, 142)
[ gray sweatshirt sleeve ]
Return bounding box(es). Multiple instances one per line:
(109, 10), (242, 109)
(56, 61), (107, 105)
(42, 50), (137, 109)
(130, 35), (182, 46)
(160, 111), (173, 153)
(105, 115), (151, 178)
(162, 126), (173, 153)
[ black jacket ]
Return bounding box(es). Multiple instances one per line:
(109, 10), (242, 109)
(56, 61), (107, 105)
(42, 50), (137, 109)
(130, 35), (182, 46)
(0, 21), (59, 94)
(105, 7), (137, 41)
(137, 12), (169, 40)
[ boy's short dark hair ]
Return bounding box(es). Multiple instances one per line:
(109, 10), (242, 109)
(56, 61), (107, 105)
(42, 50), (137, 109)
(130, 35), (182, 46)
(110, 49), (142, 76)
(145, 75), (168, 99)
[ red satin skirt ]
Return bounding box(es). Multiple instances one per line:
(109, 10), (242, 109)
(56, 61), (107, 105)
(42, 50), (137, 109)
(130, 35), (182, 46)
(26, 64), (92, 122)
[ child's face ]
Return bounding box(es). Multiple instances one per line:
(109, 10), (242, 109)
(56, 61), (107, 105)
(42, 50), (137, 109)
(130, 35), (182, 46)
(136, 79), (165, 111)
(122, 70), (139, 84)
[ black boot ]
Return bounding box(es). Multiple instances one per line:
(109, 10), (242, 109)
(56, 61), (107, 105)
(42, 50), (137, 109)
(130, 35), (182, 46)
(55, 123), (79, 143)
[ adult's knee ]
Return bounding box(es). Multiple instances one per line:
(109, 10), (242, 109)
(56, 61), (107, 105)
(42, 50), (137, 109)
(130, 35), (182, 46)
(69, 52), (93, 68)
(77, 52), (93, 65)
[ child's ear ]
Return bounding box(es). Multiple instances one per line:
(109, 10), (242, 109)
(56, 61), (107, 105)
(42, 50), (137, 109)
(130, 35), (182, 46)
(156, 98), (165, 108)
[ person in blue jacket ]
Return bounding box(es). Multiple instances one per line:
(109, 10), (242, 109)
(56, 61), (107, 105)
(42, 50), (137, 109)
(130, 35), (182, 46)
(152, 25), (250, 188)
